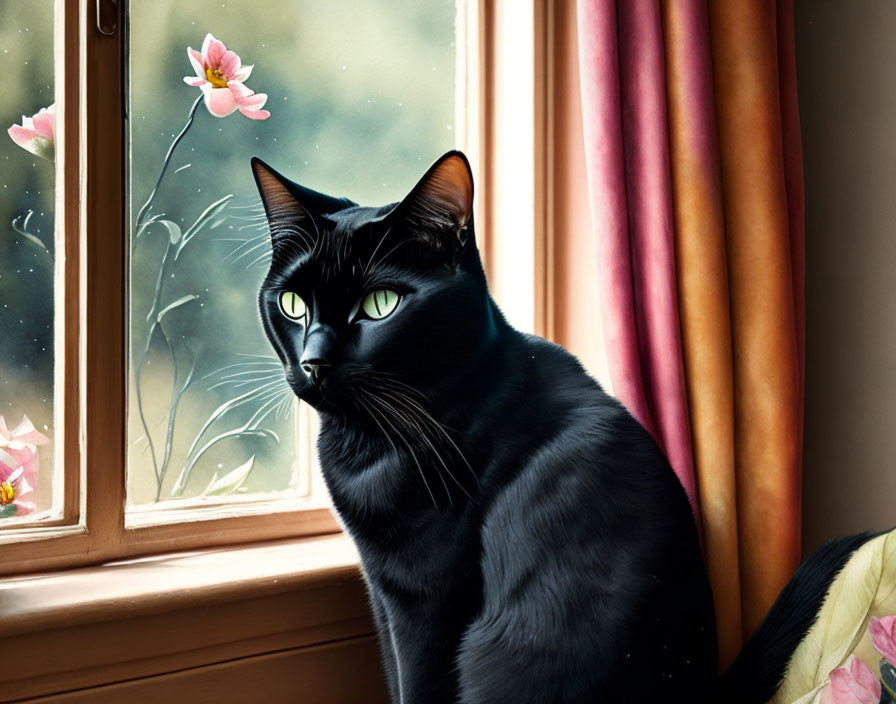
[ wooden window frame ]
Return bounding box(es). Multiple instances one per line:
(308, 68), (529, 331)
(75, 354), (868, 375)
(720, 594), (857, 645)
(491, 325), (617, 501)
(0, 0), (560, 578)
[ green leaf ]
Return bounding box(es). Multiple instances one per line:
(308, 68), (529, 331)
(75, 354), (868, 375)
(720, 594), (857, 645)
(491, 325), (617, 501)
(156, 294), (199, 323)
(158, 219), (182, 244)
(172, 428), (278, 497)
(201, 456), (255, 496)
(175, 194), (233, 259)
(11, 211), (52, 261)
(0, 504), (17, 519)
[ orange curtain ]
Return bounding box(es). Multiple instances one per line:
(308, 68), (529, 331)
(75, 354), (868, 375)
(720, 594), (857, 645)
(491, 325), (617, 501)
(663, 0), (804, 668)
(578, 0), (804, 671)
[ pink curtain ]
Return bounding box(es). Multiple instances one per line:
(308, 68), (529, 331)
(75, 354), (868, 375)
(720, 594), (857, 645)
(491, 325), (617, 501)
(576, 0), (698, 513)
(577, 0), (805, 669)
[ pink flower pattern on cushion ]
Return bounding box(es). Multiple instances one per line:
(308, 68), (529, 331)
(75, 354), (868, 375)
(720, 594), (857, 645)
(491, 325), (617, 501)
(820, 655), (882, 704)
(0, 415), (49, 516)
(7, 104), (56, 160)
(871, 615), (896, 667)
(183, 33), (270, 120)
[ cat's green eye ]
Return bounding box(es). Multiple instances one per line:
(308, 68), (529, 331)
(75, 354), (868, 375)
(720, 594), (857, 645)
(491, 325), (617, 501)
(279, 291), (307, 322)
(361, 289), (400, 320)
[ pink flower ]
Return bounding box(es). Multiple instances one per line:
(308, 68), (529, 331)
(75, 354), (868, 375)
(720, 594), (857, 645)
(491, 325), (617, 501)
(183, 33), (270, 120)
(871, 615), (896, 666)
(7, 104), (56, 161)
(0, 415), (49, 517)
(820, 656), (882, 704)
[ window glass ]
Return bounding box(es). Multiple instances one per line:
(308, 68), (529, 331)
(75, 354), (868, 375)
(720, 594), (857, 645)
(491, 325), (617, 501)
(127, 0), (458, 508)
(0, 2), (58, 524)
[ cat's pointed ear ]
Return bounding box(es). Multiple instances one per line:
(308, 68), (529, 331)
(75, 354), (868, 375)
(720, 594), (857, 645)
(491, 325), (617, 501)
(250, 157), (354, 246)
(397, 151), (474, 248)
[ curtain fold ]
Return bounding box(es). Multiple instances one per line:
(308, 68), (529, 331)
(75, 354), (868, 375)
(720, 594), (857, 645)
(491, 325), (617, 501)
(576, 0), (700, 518)
(577, 0), (805, 669)
(660, 0), (743, 669)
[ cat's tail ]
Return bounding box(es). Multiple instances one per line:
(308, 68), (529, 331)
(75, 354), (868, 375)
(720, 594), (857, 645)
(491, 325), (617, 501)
(714, 531), (878, 704)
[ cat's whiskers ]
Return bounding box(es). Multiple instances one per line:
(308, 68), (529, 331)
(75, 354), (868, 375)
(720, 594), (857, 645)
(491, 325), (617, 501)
(369, 385), (474, 501)
(275, 393), (295, 420)
(358, 389), (440, 509)
(204, 359), (282, 376)
(228, 237), (274, 263)
(362, 223), (395, 276)
(373, 391), (462, 503)
(365, 236), (418, 276)
(354, 372), (472, 504)
(364, 372), (478, 488)
(270, 220), (315, 253)
(246, 250), (275, 270)
(244, 387), (293, 428)
(210, 372), (285, 391)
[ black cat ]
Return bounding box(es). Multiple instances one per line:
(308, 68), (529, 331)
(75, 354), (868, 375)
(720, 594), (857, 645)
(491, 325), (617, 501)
(252, 151), (871, 704)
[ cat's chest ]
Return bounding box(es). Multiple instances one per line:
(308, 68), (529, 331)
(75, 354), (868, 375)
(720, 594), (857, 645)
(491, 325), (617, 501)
(319, 419), (478, 510)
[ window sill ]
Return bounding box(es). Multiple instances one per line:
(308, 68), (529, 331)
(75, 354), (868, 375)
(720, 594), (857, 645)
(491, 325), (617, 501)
(2, 533), (386, 702)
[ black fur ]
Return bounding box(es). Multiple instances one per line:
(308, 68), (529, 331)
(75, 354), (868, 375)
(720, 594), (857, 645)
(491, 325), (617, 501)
(717, 532), (878, 702)
(251, 151), (872, 703)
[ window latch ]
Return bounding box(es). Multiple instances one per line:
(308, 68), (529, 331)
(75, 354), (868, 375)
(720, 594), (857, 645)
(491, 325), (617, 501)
(96, 0), (118, 36)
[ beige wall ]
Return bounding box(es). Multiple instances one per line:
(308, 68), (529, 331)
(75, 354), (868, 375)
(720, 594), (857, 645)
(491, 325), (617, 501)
(796, 1), (896, 553)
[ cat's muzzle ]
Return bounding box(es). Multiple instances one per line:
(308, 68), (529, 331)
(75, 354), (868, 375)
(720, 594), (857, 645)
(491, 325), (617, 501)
(300, 359), (330, 385)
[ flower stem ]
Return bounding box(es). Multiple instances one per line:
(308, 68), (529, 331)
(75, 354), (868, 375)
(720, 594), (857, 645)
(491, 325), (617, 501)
(132, 94), (202, 498)
(134, 94), (203, 237)
(134, 241), (172, 492)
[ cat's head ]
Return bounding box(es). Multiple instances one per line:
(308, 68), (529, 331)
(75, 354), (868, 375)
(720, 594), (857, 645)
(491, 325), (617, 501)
(252, 151), (496, 413)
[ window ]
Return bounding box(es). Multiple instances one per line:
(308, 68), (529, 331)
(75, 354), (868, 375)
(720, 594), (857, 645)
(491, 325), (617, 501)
(126, 0), (459, 524)
(0, 0), (552, 575)
(0, 1), (59, 526)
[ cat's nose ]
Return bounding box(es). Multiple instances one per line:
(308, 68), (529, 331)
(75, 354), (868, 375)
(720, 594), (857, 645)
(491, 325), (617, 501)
(300, 324), (337, 385)
(300, 358), (330, 385)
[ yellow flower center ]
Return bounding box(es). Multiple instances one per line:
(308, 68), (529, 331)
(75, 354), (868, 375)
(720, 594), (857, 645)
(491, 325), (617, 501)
(205, 67), (229, 88)
(0, 481), (15, 506)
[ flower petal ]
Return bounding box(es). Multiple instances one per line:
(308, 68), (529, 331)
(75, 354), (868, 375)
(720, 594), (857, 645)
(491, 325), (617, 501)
(218, 50), (241, 80)
(8, 124), (38, 148)
(13, 500), (36, 516)
(871, 615), (896, 666)
(13, 473), (34, 499)
(188, 47), (205, 77)
(238, 92), (267, 110)
(31, 110), (55, 142)
(200, 33), (214, 59)
(202, 86), (238, 117)
(8, 107), (56, 159)
(227, 81), (253, 98)
(228, 85), (270, 119)
(229, 83), (266, 107)
(20, 451), (40, 488)
(233, 64), (253, 82)
(238, 107), (271, 120)
(183, 76), (207, 87)
(826, 656), (882, 704)
(12, 416), (49, 446)
(204, 34), (227, 69)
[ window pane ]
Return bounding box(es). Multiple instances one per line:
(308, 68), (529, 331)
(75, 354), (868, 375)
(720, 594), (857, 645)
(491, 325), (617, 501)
(127, 1), (458, 509)
(0, 2), (59, 524)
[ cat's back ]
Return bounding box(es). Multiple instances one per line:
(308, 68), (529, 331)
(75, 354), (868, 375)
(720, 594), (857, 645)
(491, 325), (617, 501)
(454, 332), (717, 703)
